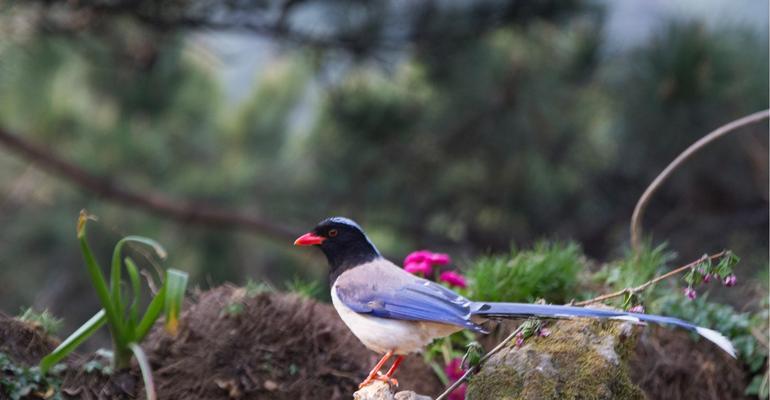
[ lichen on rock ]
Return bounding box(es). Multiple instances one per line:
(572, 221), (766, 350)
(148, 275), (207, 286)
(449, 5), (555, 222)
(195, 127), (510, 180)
(467, 318), (645, 400)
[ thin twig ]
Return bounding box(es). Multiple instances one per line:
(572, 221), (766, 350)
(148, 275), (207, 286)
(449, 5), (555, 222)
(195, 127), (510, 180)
(434, 325), (524, 400)
(630, 110), (769, 251)
(574, 251), (726, 307)
(0, 127), (298, 241)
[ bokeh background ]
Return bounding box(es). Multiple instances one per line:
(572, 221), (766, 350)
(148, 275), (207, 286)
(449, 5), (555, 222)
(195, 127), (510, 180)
(0, 0), (767, 345)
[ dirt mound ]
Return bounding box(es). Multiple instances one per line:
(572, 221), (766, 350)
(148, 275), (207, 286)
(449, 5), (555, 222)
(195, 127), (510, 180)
(629, 326), (750, 400)
(0, 312), (58, 365)
(141, 285), (442, 400)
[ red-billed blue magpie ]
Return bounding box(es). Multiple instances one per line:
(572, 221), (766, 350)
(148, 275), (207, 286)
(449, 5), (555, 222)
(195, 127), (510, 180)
(294, 217), (736, 388)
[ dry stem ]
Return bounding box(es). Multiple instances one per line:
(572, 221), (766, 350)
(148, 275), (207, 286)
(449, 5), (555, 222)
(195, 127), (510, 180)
(630, 110), (769, 251)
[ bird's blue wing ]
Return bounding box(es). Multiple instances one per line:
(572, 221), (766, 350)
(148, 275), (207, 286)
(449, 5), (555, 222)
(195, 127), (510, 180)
(335, 277), (486, 332)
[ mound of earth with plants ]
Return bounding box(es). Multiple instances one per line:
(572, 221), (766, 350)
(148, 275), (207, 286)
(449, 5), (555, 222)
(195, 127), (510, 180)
(139, 285), (442, 399)
(0, 286), (757, 400)
(1, 286), (441, 400)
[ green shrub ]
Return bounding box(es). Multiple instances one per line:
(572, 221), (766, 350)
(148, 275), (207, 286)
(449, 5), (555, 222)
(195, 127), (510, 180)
(467, 241), (584, 303)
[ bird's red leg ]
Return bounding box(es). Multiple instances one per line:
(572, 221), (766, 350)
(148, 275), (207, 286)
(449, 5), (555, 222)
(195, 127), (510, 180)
(375, 355), (404, 386)
(359, 351), (393, 388)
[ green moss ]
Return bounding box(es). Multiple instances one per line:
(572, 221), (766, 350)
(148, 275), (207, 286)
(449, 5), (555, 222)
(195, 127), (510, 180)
(467, 319), (645, 400)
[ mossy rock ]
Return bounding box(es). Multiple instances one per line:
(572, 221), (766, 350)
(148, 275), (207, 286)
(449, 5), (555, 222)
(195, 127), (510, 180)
(467, 318), (645, 400)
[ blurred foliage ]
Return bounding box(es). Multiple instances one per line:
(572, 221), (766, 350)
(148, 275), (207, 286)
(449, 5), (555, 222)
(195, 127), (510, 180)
(600, 243), (674, 292)
(467, 242), (584, 303)
(592, 242), (676, 307)
(0, 1), (766, 346)
(284, 276), (323, 300)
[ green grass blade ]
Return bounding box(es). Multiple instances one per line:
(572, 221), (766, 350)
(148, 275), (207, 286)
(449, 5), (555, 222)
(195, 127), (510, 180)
(163, 269), (188, 336)
(110, 236), (168, 321)
(125, 257), (141, 332)
(136, 285), (165, 341)
(128, 343), (157, 400)
(77, 211), (126, 347)
(40, 310), (106, 373)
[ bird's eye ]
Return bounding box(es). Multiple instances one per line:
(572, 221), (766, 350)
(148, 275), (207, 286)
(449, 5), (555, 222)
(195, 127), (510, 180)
(328, 229), (338, 237)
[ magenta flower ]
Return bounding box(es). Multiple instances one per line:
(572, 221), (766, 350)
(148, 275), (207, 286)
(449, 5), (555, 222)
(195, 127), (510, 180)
(445, 358), (465, 381)
(404, 261), (433, 276)
(684, 287), (697, 300)
(428, 253), (452, 265)
(404, 250), (433, 265)
(515, 336), (525, 347)
(445, 358), (467, 400)
(723, 274), (737, 287)
(703, 273), (712, 283)
(629, 305), (645, 314)
(439, 271), (467, 288)
(447, 383), (466, 400)
(538, 328), (551, 337)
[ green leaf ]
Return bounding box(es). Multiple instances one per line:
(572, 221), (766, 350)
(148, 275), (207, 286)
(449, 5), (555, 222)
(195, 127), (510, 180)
(110, 236), (167, 319)
(128, 343), (156, 400)
(135, 285), (166, 341)
(77, 212), (126, 349)
(125, 257), (142, 330)
(163, 269), (188, 336)
(40, 310), (106, 373)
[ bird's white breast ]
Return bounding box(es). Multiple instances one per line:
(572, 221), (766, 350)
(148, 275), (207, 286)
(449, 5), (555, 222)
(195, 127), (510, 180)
(331, 285), (461, 355)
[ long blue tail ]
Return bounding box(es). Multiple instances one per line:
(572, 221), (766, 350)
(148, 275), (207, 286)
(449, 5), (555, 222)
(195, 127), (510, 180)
(471, 302), (736, 357)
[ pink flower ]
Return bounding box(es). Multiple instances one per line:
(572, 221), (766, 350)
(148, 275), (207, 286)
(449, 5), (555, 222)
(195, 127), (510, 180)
(404, 250), (433, 265)
(404, 261), (432, 276)
(538, 328), (551, 337)
(723, 274), (737, 287)
(439, 271), (467, 288)
(629, 305), (645, 314)
(684, 287), (697, 300)
(515, 336), (525, 347)
(447, 383), (466, 400)
(703, 273), (712, 283)
(428, 253), (452, 265)
(445, 358), (465, 381)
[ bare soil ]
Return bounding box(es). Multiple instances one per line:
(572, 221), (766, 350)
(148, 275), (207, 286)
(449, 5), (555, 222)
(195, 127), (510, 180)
(630, 326), (752, 400)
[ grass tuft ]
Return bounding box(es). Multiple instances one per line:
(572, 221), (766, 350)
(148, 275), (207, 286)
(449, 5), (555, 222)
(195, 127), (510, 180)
(466, 241), (584, 303)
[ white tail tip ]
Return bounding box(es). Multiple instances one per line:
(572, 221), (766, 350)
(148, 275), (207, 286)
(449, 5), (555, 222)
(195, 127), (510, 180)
(696, 327), (736, 358)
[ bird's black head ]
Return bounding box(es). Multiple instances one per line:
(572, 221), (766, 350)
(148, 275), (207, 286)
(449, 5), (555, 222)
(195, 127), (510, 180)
(294, 217), (381, 282)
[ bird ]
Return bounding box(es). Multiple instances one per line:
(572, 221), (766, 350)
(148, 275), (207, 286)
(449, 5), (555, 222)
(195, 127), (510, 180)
(294, 217), (736, 389)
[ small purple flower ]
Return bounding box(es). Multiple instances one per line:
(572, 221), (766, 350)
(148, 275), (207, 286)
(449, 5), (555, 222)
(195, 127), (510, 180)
(404, 250), (433, 266)
(404, 261), (432, 276)
(428, 253), (452, 265)
(538, 328), (551, 337)
(723, 274), (737, 287)
(684, 287), (697, 300)
(515, 336), (525, 347)
(439, 271), (467, 288)
(703, 273), (712, 283)
(445, 358), (465, 381)
(629, 305), (645, 314)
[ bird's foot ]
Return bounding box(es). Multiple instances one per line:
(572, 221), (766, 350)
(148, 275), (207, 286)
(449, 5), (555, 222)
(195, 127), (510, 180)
(358, 373), (398, 389)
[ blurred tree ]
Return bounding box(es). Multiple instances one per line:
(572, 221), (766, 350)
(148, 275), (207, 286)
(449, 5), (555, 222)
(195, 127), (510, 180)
(0, 0), (765, 340)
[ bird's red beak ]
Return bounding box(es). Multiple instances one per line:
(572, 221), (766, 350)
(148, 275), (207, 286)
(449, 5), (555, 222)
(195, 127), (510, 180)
(294, 232), (326, 246)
